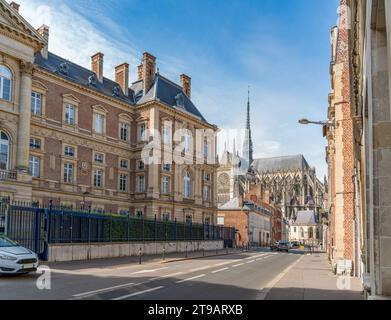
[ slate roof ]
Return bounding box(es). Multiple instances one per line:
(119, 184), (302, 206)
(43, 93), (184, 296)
(134, 74), (206, 122)
(34, 52), (208, 123)
(251, 155), (309, 173)
(291, 210), (318, 226)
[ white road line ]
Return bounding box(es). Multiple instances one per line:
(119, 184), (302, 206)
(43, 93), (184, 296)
(131, 267), (168, 275)
(176, 274), (206, 284)
(149, 272), (184, 281)
(73, 282), (136, 298)
(246, 260), (255, 264)
(213, 261), (233, 267)
(232, 263), (245, 268)
(258, 255), (304, 300)
(190, 266), (212, 272)
(211, 267), (229, 274)
(112, 286), (164, 300)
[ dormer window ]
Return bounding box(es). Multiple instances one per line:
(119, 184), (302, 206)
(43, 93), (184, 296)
(58, 62), (69, 75)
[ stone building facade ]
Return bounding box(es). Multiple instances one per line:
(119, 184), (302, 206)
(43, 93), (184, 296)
(0, 1), (218, 224)
(326, 0), (391, 298)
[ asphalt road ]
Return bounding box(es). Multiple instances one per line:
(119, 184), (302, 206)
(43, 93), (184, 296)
(0, 250), (302, 300)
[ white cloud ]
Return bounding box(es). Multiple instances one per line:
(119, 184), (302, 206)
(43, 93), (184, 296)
(17, 0), (171, 83)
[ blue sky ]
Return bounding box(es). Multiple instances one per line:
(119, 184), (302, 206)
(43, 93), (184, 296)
(19, 0), (339, 178)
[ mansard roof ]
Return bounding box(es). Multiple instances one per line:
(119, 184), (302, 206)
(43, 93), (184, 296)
(35, 52), (136, 105)
(133, 74), (206, 122)
(251, 155), (310, 173)
(34, 52), (208, 123)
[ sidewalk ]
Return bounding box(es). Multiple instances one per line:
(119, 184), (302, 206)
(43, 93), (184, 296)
(265, 252), (364, 300)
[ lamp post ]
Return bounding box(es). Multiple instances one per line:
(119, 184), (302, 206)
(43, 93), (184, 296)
(298, 118), (336, 128)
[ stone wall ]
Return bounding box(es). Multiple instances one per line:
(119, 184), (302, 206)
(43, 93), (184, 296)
(48, 240), (224, 262)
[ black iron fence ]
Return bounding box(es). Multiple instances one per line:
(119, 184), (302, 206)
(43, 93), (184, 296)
(0, 200), (235, 259)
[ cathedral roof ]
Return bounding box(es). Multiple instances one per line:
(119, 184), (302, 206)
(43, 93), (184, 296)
(251, 155), (310, 173)
(34, 52), (208, 123)
(291, 210), (318, 226)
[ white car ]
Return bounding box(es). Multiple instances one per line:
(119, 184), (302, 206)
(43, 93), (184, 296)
(0, 235), (39, 275)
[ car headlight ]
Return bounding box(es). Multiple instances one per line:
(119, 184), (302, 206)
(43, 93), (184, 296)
(0, 254), (18, 261)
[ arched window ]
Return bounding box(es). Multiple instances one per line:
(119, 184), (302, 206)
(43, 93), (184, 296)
(183, 171), (191, 198)
(0, 130), (10, 170)
(300, 227), (304, 238)
(0, 65), (12, 101)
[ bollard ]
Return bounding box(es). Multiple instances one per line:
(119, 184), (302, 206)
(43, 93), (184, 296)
(163, 247), (166, 261)
(203, 244), (205, 257)
(139, 248), (142, 265)
(185, 245), (188, 258)
(216, 243), (218, 255)
(226, 245), (229, 255)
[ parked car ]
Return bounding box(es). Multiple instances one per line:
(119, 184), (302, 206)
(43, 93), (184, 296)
(0, 235), (39, 275)
(290, 241), (301, 249)
(270, 241), (289, 252)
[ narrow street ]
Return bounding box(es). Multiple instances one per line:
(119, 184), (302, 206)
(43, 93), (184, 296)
(0, 250), (362, 300)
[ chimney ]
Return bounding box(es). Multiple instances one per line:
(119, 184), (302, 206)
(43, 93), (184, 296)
(180, 74), (191, 98)
(137, 64), (143, 81)
(115, 63), (129, 96)
(91, 52), (104, 83)
(10, 2), (20, 13)
(37, 25), (49, 59)
(141, 52), (156, 95)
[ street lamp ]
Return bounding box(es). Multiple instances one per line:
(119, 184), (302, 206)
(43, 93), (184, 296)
(298, 118), (336, 128)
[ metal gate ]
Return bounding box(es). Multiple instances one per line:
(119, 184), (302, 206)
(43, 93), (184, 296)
(4, 204), (48, 260)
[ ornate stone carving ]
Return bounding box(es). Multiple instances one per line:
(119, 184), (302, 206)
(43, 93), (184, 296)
(20, 60), (34, 75)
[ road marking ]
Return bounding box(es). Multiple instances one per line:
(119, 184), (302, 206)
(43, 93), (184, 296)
(190, 266), (212, 272)
(176, 274), (206, 284)
(211, 267), (229, 274)
(73, 282), (136, 298)
(149, 272), (184, 281)
(232, 263), (245, 268)
(213, 261), (233, 267)
(112, 286), (164, 300)
(246, 260), (255, 264)
(131, 267), (168, 275)
(258, 255), (304, 300)
(256, 258), (264, 261)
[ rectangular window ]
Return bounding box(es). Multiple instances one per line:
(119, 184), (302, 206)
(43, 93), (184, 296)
(137, 175), (145, 193)
(120, 159), (129, 169)
(31, 92), (42, 116)
(94, 153), (104, 164)
(184, 130), (191, 152)
(163, 126), (170, 145)
(119, 174), (128, 192)
(203, 185), (210, 201)
(95, 114), (104, 134)
(28, 156), (40, 178)
(65, 104), (75, 125)
(186, 215), (193, 224)
(138, 160), (145, 170)
(64, 146), (75, 157)
(162, 176), (170, 194)
(140, 123), (146, 141)
(30, 138), (41, 150)
(136, 211), (143, 218)
(63, 163), (74, 183)
(217, 216), (225, 225)
(93, 169), (103, 188)
(162, 212), (170, 221)
(163, 163), (171, 172)
(204, 173), (211, 181)
(120, 123), (129, 142)
(204, 141), (209, 158)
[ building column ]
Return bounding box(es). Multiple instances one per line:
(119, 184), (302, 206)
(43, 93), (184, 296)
(16, 61), (33, 177)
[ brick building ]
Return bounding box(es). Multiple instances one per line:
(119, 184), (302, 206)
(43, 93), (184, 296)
(326, 0), (391, 298)
(0, 1), (218, 223)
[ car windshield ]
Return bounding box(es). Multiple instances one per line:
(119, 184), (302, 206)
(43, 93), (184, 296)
(0, 236), (19, 248)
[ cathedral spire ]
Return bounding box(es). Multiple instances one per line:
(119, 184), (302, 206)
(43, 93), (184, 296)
(243, 87), (254, 167)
